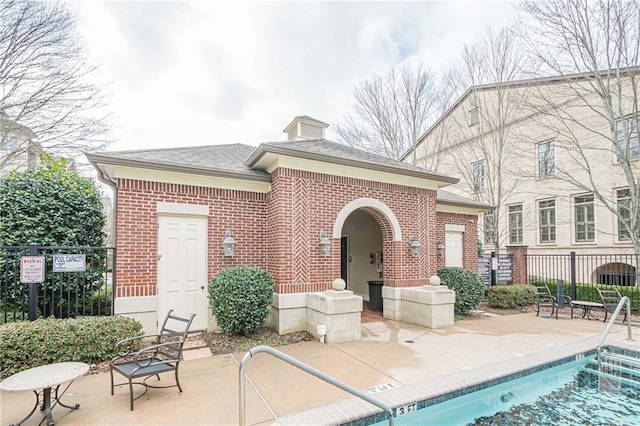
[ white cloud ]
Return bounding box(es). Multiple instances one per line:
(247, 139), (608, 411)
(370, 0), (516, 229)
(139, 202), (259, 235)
(67, 0), (517, 151)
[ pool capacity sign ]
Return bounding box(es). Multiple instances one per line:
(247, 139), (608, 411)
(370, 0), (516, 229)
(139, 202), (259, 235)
(53, 254), (86, 272)
(20, 256), (46, 283)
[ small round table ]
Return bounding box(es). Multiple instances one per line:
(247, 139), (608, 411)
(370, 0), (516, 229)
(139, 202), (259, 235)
(0, 361), (89, 426)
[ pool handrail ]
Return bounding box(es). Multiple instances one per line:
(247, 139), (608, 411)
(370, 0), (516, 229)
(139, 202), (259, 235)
(239, 345), (394, 426)
(596, 295), (633, 367)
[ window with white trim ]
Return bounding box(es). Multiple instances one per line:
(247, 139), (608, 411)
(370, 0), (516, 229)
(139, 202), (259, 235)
(468, 107), (479, 126)
(472, 160), (485, 192)
(483, 210), (495, 245)
(538, 199), (556, 243)
(537, 140), (555, 178)
(616, 115), (639, 160)
(508, 204), (523, 245)
(574, 194), (594, 242)
(0, 135), (19, 152)
(617, 188), (631, 241)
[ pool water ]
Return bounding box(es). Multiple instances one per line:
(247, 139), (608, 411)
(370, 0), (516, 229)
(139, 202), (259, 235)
(380, 354), (640, 425)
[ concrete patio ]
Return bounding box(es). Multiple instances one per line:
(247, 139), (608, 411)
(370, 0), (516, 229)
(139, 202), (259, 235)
(1, 311), (638, 425)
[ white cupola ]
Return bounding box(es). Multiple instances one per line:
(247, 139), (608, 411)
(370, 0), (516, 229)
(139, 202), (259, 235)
(283, 115), (329, 141)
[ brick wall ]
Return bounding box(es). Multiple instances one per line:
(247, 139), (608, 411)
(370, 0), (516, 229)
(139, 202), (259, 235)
(116, 178), (267, 298)
(268, 168), (438, 292)
(115, 170), (476, 298)
(435, 212), (479, 272)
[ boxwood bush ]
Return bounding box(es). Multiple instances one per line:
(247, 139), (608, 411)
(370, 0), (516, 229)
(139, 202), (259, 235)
(209, 266), (274, 336)
(437, 267), (485, 315)
(487, 284), (536, 309)
(0, 315), (142, 379)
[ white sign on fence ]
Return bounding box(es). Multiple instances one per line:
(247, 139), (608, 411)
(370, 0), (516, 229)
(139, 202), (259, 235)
(53, 254), (86, 272)
(20, 256), (45, 283)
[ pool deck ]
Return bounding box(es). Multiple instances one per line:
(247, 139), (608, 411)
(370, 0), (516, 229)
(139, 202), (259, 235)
(1, 310), (638, 425)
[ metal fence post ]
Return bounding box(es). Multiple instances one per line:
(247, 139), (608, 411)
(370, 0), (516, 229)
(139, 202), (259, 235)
(491, 251), (497, 286)
(557, 279), (564, 307)
(28, 243), (38, 321)
(570, 251), (577, 300)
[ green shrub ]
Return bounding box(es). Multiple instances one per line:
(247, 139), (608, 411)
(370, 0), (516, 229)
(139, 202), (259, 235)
(487, 284), (536, 309)
(437, 267), (485, 315)
(0, 315), (142, 379)
(0, 157), (107, 316)
(209, 266), (274, 336)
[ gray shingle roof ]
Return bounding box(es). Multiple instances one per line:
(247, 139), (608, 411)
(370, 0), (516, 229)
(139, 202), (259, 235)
(246, 139), (458, 183)
(437, 190), (493, 210)
(87, 139), (487, 210)
(86, 144), (270, 180)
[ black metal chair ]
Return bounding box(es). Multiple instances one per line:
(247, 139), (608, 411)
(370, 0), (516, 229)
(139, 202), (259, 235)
(110, 310), (196, 410)
(597, 288), (624, 322)
(531, 283), (572, 319)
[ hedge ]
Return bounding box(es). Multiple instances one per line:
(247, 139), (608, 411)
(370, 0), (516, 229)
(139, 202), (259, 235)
(0, 315), (142, 379)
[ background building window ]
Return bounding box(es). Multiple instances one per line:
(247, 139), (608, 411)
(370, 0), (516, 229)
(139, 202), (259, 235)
(468, 107), (479, 126)
(616, 115), (639, 160)
(0, 135), (19, 152)
(483, 210), (495, 245)
(617, 188), (631, 241)
(537, 140), (555, 178)
(472, 160), (485, 192)
(574, 194), (595, 242)
(508, 204), (523, 245)
(538, 199), (556, 243)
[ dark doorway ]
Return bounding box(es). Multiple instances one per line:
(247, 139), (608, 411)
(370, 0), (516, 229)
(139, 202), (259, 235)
(340, 235), (348, 288)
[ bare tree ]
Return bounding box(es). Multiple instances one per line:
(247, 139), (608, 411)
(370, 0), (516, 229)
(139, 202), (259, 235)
(335, 62), (439, 162)
(521, 0), (640, 253)
(421, 27), (529, 251)
(0, 0), (111, 173)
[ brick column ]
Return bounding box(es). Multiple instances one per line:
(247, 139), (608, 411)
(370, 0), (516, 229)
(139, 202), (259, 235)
(506, 246), (528, 284)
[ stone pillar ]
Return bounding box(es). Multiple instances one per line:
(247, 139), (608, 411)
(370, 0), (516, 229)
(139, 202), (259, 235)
(306, 280), (362, 343)
(400, 284), (455, 329)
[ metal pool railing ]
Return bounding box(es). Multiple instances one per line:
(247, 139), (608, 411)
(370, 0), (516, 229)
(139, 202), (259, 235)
(596, 296), (633, 369)
(238, 345), (394, 426)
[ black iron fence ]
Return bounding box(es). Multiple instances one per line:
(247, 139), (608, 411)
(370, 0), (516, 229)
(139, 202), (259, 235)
(0, 245), (116, 323)
(526, 252), (640, 302)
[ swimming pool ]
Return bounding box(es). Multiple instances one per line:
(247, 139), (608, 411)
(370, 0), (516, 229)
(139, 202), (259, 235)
(372, 348), (640, 425)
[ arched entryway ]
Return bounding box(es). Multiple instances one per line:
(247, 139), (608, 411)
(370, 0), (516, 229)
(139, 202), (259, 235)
(333, 198), (401, 321)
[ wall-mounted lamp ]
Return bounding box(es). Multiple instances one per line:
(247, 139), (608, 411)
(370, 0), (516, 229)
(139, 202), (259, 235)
(222, 229), (236, 257)
(437, 242), (445, 258)
(408, 236), (422, 257)
(319, 230), (331, 256)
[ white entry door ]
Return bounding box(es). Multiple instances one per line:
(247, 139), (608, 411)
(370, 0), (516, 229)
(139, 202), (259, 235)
(445, 231), (463, 268)
(157, 215), (207, 331)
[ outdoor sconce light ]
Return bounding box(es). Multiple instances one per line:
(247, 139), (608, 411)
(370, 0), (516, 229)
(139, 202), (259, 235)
(437, 242), (445, 258)
(319, 230), (331, 256)
(222, 230), (236, 257)
(408, 236), (422, 257)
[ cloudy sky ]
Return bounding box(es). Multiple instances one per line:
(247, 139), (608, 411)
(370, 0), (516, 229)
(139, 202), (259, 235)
(67, 0), (517, 152)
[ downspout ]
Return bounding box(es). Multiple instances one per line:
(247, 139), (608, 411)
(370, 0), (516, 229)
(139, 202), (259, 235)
(91, 161), (118, 315)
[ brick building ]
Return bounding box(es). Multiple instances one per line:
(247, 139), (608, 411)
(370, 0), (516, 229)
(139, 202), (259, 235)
(87, 116), (489, 337)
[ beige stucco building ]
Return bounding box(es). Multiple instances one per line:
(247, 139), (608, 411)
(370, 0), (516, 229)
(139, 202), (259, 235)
(411, 72), (639, 264)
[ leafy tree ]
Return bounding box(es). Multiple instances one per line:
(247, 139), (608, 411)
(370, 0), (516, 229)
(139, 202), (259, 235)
(0, 156), (105, 246)
(0, 156), (106, 317)
(0, 0), (112, 174)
